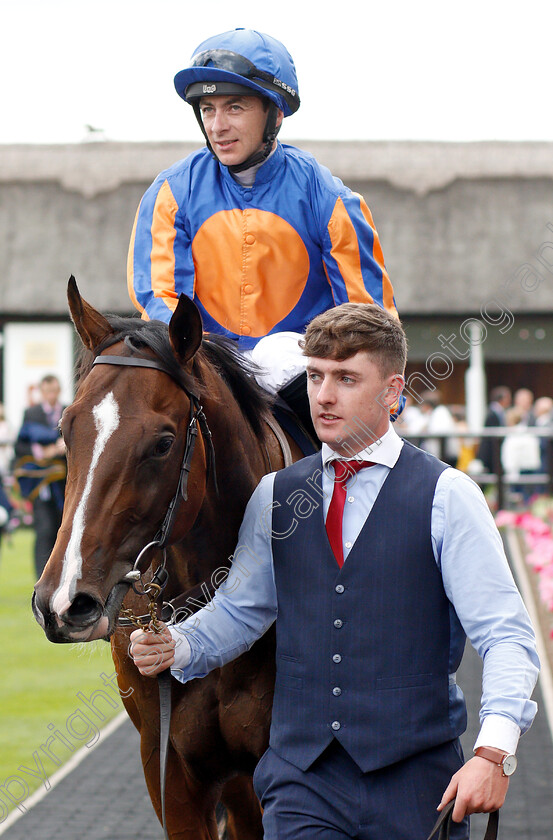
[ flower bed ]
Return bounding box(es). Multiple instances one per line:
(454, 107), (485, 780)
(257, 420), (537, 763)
(496, 501), (553, 655)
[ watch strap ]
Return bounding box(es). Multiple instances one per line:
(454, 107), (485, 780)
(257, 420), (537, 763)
(475, 746), (517, 777)
(475, 746), (507, 766)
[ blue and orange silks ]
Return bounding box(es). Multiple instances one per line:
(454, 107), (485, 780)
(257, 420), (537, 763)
(128, 142), (397, 350)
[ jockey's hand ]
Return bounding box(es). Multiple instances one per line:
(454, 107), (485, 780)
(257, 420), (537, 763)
(438, 756), (509, 822)
(129, 624), (175, 677)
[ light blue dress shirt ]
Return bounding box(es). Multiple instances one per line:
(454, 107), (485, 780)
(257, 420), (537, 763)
(169, 426), (539, 755)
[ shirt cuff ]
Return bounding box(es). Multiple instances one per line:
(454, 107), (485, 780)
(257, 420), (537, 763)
(168, 625), (192, 670)
(473, 714), (521, 755)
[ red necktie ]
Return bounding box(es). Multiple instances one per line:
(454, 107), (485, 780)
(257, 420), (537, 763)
(325, 460), (373, 567)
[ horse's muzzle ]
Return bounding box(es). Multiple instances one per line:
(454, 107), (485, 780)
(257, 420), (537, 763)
(32, 588), (110, 644)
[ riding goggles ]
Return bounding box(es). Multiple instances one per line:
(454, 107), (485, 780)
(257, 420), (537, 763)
(189, 49), (299, 107)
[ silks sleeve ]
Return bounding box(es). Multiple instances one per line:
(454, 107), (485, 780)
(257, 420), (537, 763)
(323, 191), (397, 317)
(127, 177), (195, 323)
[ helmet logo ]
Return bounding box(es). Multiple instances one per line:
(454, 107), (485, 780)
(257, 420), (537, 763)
(203, 84), (217, 94)
(272, 77), (296, 99)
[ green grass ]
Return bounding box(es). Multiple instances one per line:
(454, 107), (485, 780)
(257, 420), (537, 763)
(0, 528), (122, 815)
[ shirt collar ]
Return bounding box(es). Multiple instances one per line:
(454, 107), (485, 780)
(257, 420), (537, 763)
(231, 145), (278, 187)
(221, 141), (284, 188)
(321, 424), (404, 469)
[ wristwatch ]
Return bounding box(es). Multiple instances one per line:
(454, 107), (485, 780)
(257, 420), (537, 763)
(475, 746), (517, 776)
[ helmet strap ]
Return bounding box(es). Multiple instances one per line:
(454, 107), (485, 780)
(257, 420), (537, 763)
(192, 101), (215, 156)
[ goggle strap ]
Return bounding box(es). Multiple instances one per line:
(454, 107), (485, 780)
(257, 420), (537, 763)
(189, 48), (299, 111)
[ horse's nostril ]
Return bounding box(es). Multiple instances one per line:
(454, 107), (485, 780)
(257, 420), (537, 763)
(63, 593), (102, 627)
(32, 590), (48, 627)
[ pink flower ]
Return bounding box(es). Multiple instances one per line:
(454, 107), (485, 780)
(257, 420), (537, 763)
(526, 551), (544, 572)
(500, 501), (553, 614)
(495, 510), (517, 528)
(538, 577), (553, 611)
(518, 513), (551, 536)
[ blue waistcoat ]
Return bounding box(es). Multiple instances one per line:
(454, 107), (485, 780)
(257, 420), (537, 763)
(270, 441), (467, 772)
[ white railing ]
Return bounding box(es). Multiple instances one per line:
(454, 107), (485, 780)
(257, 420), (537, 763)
(401, 426), (553, 509)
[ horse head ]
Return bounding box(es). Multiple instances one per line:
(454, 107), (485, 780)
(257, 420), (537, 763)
(33, 277), (207, 643)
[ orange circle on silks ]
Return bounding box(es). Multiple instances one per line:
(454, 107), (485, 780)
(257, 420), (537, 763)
(191, 209), (311, 337)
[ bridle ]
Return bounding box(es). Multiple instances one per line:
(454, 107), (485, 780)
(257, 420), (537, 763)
(92, 354), (218, 585)
(92, 351), (218, 840)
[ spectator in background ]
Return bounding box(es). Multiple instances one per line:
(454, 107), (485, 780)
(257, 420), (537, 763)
(396, 393), (425, 436)
(0, 403), (14, 478)
(14, 375), (66, 579)
(449, 405), (479, 474)
(534, 396), (553, 423)
(418, 390), (459, 466)
(513, 388), (535, 426)
(534, 396), (553, 480)
(500, 407), (541, 503)
(0, 480), (13, 556)
(478, 386), (512, 474)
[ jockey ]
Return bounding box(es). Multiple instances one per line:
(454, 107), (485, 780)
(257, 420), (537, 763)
(127, 28), (399, 431)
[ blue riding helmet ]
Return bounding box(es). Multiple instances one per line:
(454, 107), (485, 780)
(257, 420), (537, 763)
(174, 28), (300, 117)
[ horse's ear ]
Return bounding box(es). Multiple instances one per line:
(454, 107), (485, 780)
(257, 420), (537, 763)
(67, 275), (114, 351)
(168, 295), (203, 365)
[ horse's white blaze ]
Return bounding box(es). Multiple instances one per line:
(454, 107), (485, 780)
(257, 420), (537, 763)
(51, 392), (120, 617)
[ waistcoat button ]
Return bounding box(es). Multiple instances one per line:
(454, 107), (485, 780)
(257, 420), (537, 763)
(332, 654), (342, 663)
(333, 619), (343, 628)
(335, 584), (344, 594)
(331, 720), (341, 731)
(332, 687), (342, 696)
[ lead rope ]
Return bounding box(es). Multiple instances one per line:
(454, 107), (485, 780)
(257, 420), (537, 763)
(426, 799), (498, 840)
(119, 580), (171, 840)
(158, 670), (172, 840)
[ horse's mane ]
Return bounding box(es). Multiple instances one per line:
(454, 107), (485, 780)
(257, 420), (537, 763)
(76, 314), (274, 439)
(200, 335), (275, 437)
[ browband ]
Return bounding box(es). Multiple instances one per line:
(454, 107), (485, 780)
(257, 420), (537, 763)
(93, 355), (199, 398)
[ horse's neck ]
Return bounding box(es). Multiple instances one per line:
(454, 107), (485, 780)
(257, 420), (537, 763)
(167, 363), (269, 594)
(198, 358), (269, 492)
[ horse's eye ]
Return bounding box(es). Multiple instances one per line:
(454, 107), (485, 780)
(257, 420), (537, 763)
(152, 436), (174, 457)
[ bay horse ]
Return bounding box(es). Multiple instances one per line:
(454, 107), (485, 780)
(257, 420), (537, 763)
(32, 278), (304, 839)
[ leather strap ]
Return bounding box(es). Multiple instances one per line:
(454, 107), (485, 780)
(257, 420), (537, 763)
(93, 354), (199, 398)
(264, 414), (294, 467)
(157, 669), (172, 840)
(475, 746), (507, 766)
(426, 800), (499, 840)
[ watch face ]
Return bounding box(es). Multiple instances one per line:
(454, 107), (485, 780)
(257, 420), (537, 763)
(502, 754), (517, 776)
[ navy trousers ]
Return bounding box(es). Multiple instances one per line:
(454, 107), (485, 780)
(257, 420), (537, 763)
(33, 495), (62, 579)
(253, 738), (469, 840)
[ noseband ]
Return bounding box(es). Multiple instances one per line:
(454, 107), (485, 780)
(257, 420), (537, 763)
(92, 354), (218, 579)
